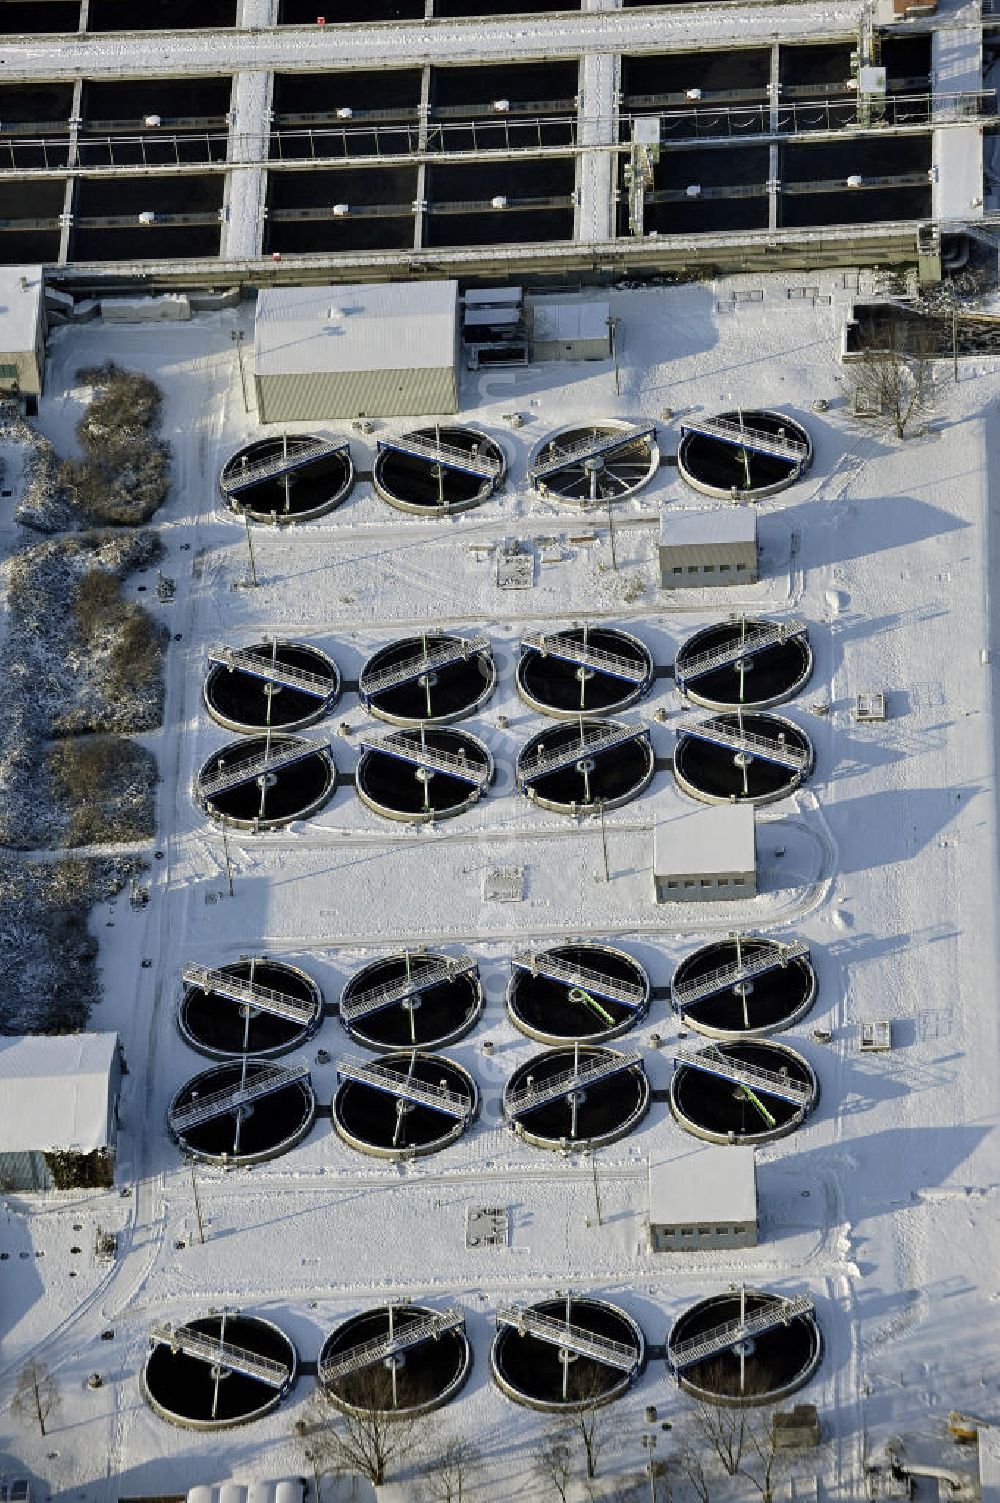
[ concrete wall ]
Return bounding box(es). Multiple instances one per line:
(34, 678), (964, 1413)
(655, 871), (756, 902)
(659, 546), (758, 588)
(650, 1218), (757, 1251)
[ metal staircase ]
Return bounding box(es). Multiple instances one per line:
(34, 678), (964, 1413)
(357, 730), (489, 787)
(506, 1049), (643, 1118)
(672, 939), (810, 1010)
(496, 1303), (639, 1372)
(679, 415), (808, 465)
(362, 635), (490, 698)
(671, 1044), (813, 1107)
(512, 951), (645, 1012)
(377, 432), (502, 481)
(169, 1062), (310, 1134)
(222, 437), (349, 496)
(668, 1293), (814, 1369)
(336, 1055), (473, 1119)
(181, 963), (316, 1025)
(529, 425), (656, 486)
(522, 630), (648, 685)
(678, 717), (810, 772)
(199, 739), (329, 800)
(149, 1322), (291, 1388)
(677, 619), (807, 682)
(320, 1305), (465, 1385)
(517, 721), (648, 787)
(207, 644), (334, 699)
(340, 956), (477, 1024)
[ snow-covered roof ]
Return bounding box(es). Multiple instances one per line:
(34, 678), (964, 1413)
(0, 1033), (119, 1153)
(648, 1146), (757, 1226)
(531, 297), (610, 344)
(981, 1428), (1000, 1501)
(0, 266), (43, 354)
(660, 507), (757, 546)
(654, 802), (756, 878)
(253, 280), (459, 378)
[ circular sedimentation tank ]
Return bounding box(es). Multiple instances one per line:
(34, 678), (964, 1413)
(671, 936), (816, 1040)
(491, 1296), (645, 1411)
(374, 426), (506, 514)
(516, 718), (654, 815)
(677, 409), (812, 500)
(667, 1289), (821, 1407)
(673, 711), (813, 806)
(356, 726), (492, 823)
(507, 943), (650, 1046)
(219, 434), (354, 522)
(504, 1045), (650, 1150)
(360, 633), (496, 726)
(516, 626), (654, 719)
(531, 421), (659, 505)
(178, 958), (324, 1060)
(669, 1039), (818, 1145)
(332, 1051), (479, 1158)
(143, 1312), (298, 1430)
(168, 1060), (316, 1165)
(675, 619), (812, 712)
(204, 640), (341, 734)
(319, 1305), (471, 1417)
(339, 951), (483, 1051)
(196, 734), (337, 830)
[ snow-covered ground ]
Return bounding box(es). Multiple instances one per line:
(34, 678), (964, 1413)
(1, 269), (999, 1499)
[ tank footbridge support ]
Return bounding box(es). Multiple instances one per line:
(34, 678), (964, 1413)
(522, 630), (648, 685)
(181, 963), (316, 1026)
(678, 619), (808, 682)
(222, 438), (350, 500)
(496, 1304), (638, 1373)
(319, 1306), (465, 1386)
(168, 1062), (310, 1134)
(529, 425), (657, 488)
(671, 1044), (813, 1108)
(377, 434), (502, 482)
(362, 635), (490, 698)
(668, 1292), (815, 1370)
(207, 644), (333, 700)
(672, 940), (811, 1011)
(357, 730), (490, 788)
(517, 721), (648, 789)
(148, 1322), (292, 1389)
(506, 1048), (643, 1119)
(677, 718), (810, 772)
(512, 951), (645, 1012)
(199, 739), (330, 801)
(679, 417), (809, 468)
(335, 1055), (474, 1120)
(340, 957), (478, 1026)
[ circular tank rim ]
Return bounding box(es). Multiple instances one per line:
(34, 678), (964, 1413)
(220, 437), (355, 524)
(177, 959), (324, 1061)
(671, 940), (817, 1042)
(676, 408), (813, 501)
(332, 1052), (480, 1159)
(518, 723), (655, 816)
(319, 1306), (472, 1418)
(341, 955), (485, 1052)
(360, 639), (497, 728)
(196, 736), (338, 831)
(167, 1068), (318, 1165)
(515, 625), (655, 721)
(668, 1039), (819, 1145)
(356, 731), (494, 825)
(203, 641), (341, 735)
(530, 419), (660, 506)
(668, 1293), (822, 1408)
(506, 943), (651, 1047)
(673, 711), (814, 808)
(141, 1313), (299, 1431)
(373, 426), (507, 515)
(675, 623), (813, 712)
(504, 1047), (651, 1151)
(490, 1298), (646, 1412)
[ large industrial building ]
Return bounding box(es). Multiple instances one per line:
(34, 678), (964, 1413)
(0, 0), (992, 290)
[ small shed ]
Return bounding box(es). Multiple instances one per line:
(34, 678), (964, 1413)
(529, 296), (611, 362)
(0, 266), (46, 399)
(253, 280), (460, 423)
(648, 1146), (757, 1251)
(980, 1427), (1000, 1503)
(0, 1033), (123, 1191)
(654, 803), (756, 902)
(659, 508), (758, 588)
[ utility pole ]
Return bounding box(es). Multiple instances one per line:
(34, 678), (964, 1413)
(607, 496), (618, 572)
(190, 1159), (205, 1245)
(222, 814), (234, 897)
(952, 304), (959, 383)
(606, 315), (621, 396)
(231, 329), (249, 413)
(590, 1151), (603, 1226)
(242, 509), (258, 588)
(599, 798), (610, 882)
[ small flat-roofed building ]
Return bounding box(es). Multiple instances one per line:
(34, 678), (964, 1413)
(0, 1033), (123, 1191)
(648, 1145), (758, 1251)
(0, 266), (46, 400)
(654, 803), (756, 902)
(529, 296), (611, 362)
(659, 508), (758, 588)
(253, 280), (459, 423)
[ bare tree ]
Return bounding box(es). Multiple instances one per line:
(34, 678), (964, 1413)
(11, 1358), (60, 1436)
(849, 325), (933, 440)
(417, 1429), (483, 1503)
(564, 1366), (613, 1481)
(295, 1371), (418, 1493)
(536, 1426), (575, 1503)
(738, 1410), (783, 1503)
(675, 1400), (785, 1503)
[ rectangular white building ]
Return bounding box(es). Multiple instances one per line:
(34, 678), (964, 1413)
(0, 266), (46, 400)
(659, 508), (758, 587)
(648, 1146), (758, 1251)
(0, 1032), (123, 1191)
(654, 803), (756, 902)
(529, 295), (611, 362)
(254, 280), (460, 423)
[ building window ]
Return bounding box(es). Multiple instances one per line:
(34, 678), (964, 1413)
(703, 563), (716, 573)
(672, 565), (683, 574)
(680, 1227), (694, 1236)
(0, 364), (18, 380)
(719, 563), (732, 573)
